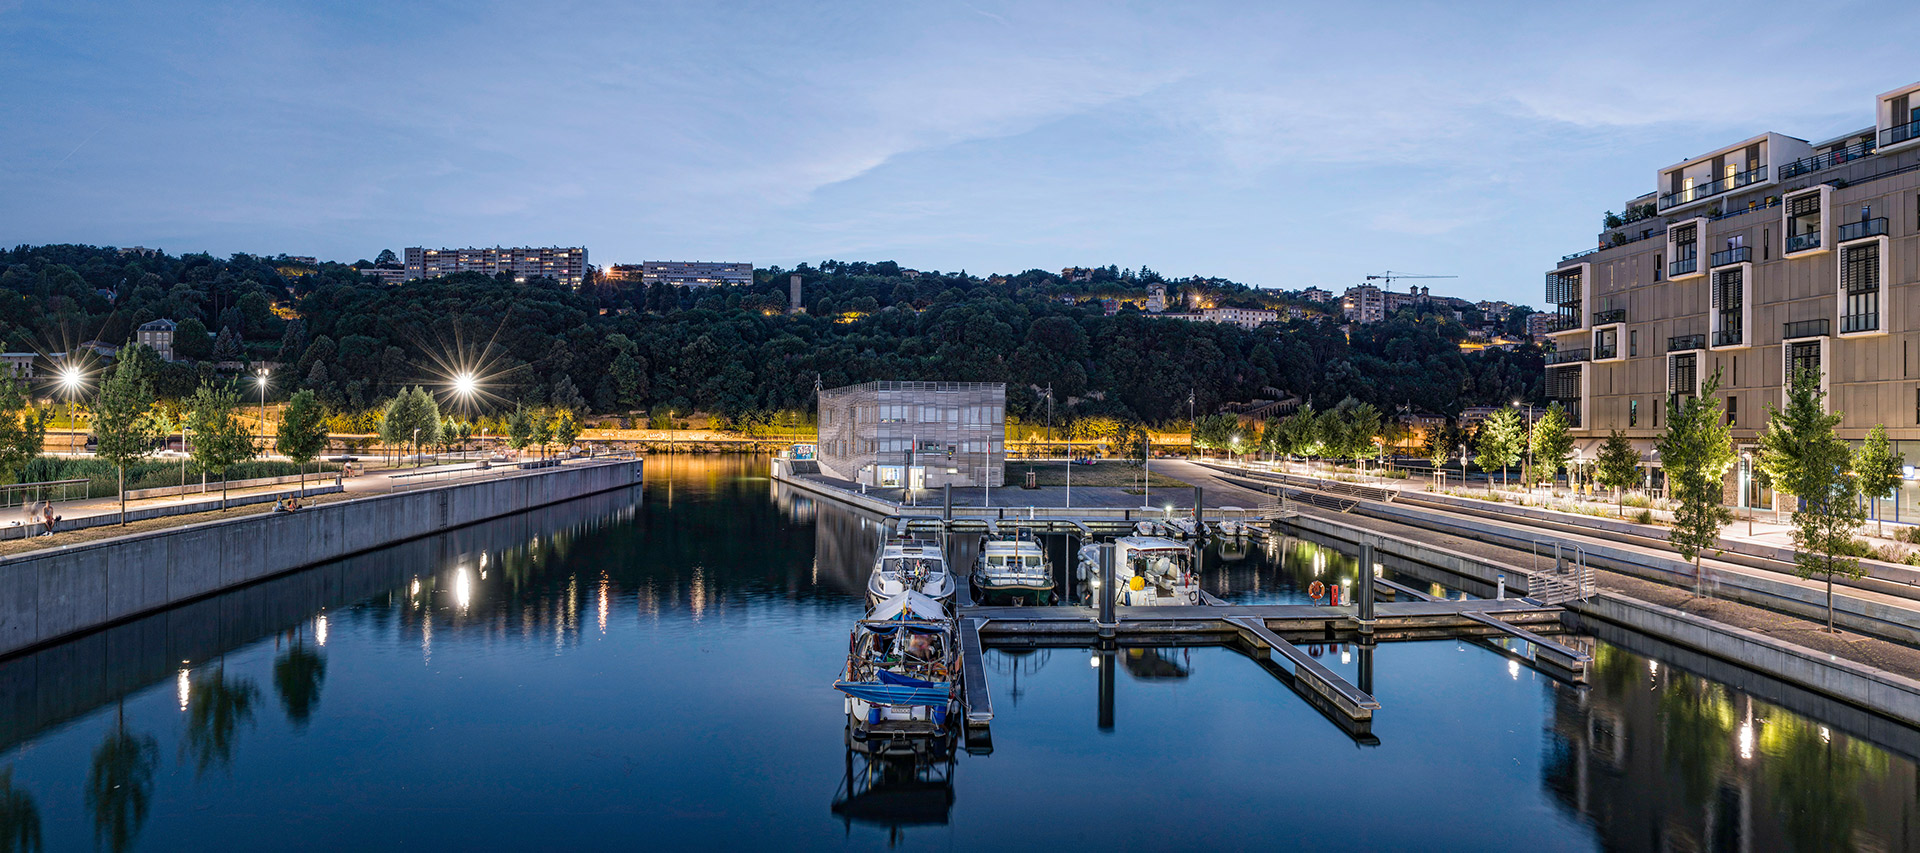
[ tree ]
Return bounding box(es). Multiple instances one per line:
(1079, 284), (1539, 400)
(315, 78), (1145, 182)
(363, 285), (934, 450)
(1529, 403), (1575, 491)
(93, 361), (161, 523)
(173, 317), (213, 361)
(1661, 371), (1737, 597)
(551, 409), (580, 452)
(275, 389), (329, 497)
(211, 326), (242, 362)
(1423, 423), (1452, 471)
(530, 407), (553, 457)
(374, 249), (398, 266)
(550, 374), (586, 414)
(1758, 369), (1864, 631)
(1475, 408), (1525, 490)
(611, 349), (648, 408)
(1854, 424), (1903, 538)
(506, 405), (533, 455)
(1595, 430), (1642, 518)
(186, 383), (257, 510)
(378, 386), (441, 463)
(0, 377), (47, 486)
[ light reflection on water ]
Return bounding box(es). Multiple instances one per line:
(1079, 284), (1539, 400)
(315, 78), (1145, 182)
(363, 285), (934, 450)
(0, 455), (1911, 851)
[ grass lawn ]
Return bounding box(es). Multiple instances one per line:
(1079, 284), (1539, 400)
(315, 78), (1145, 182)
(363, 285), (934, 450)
(1011, 460), (1188, 489)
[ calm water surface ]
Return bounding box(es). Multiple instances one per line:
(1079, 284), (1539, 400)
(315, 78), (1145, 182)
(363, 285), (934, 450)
(0, 456), (1915, 851)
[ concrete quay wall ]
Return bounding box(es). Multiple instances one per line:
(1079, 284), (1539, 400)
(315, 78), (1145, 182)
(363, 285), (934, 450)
(0, 459), (642, 658)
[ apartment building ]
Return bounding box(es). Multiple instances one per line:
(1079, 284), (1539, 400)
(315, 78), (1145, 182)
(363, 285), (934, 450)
(633, 261), (752, 287)
(403, 247), (588, 287)
(1302, 287), (1335, 303)
(1543, 81), (1920, 499)
(1342, 284), (1385, 323)
(136, 318), (177, 362)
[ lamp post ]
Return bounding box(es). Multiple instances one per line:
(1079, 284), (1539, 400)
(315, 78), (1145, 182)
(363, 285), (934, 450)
(1740, 450), (1753, 536)
(451, 372), (478, 457)
(58, 365), (83, 454)
(255, 368), (270, 447)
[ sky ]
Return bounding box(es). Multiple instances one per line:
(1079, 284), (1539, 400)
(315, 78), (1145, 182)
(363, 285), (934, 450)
(3, 0), (1918, 306)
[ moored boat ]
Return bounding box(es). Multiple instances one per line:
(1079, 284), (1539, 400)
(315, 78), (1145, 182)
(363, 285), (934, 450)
(866, 537), (955, 609)
(970, 530), (1054, 606)
(1074, 536), (1200, 606)
(835, 590), (960, 742)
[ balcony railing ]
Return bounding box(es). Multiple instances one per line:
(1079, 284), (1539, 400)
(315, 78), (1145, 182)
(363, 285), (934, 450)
(1545, 348), (1590, 365)
(1709, 246), (1751, 267)
(1782, 318), (1830, 339)
(1592, 308), (1626, 325)
(1785, 230), (1821, 253)
(1669, 257), (1698, 277)
(1882, 121), (1920, 147)
(1594, 342), (1618, 360)
(1778, 140), (1876, 180)
(1712, 329), (1743, 347)
(1658, 165), (1769, 211)
(1544, 314), (1580, 333)
(1842, 313), (1879, 334)
(1668, 334), (1705, 352)
(1838, 217), (1888, 242)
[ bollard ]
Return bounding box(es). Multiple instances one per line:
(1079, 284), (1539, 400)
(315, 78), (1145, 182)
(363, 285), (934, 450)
(943, 484), (952, 522)
(1357, 543), (1375, 633)
(1497, 573), (1506, 601)
(1098, 543), (1116, 630)
(1193, 486), (1204, 529)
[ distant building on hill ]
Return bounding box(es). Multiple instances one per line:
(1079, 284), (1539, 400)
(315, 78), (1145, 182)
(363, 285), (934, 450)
(1302, 287), (1334, 303)
(630, 261), (752, 287)
(815, 381), (1005, 489)
(1062, 267), (1094, 282)
(1526, 311), (1558, 339)
(137, 318), (177, 362)
(361, 267), (407, 284)
(403, 246), (588, 287)
(1147, 283), (1167, 313)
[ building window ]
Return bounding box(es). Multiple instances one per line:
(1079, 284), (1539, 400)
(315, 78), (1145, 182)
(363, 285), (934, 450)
(1629, 399), (1638, 427)
(1629, 329), (1638, 357)
(1653, 253), (1662, 282)
(1842, 242), (1880, 333)
(1713, 267), (1744, 346)
(1669, 353), (1698, 402)
(1726, 396), (1737, 427)
(1788, 340), (1822, 384)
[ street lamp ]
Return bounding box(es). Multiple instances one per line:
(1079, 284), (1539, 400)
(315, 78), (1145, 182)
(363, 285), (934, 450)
(255, 368), (270, 446)
(58, 364), (83, 454)
(1512, 400), (1534, 492)
(1740, 450), (1753, 536)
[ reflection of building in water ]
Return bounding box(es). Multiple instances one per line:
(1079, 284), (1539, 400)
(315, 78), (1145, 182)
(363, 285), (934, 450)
(1544, 644), (1917, 851)
(805, 492), (888, 596)
(833, 737), (956, 846)
(1120, 646), (1191, 680)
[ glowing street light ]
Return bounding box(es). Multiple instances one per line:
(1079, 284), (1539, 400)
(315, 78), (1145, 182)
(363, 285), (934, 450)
(58, 364), (84, 453)
(255, 367), (271, 444)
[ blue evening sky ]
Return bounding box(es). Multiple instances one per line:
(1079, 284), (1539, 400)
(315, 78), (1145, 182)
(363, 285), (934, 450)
(3, 0), (1915, 305)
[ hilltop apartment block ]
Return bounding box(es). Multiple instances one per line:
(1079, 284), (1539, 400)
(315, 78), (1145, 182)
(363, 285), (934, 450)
(1544, 81), (1920, 494)
(404, 247), (588, 287)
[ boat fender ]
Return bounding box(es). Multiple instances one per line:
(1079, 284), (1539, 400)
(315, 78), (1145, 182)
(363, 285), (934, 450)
(1129, 576), (1145, 591)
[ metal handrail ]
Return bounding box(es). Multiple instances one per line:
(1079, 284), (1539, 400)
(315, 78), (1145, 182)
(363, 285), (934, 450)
(1782, 318), (1830, 339)
(1778, 140), (1876, 180)
(1592, 308), (1626, 324)
(1668, 334), (1705, 352)
(1669, 257), (1698, 277)
(1881, 121), (1920, 147)
(1545, 348), (1590, 365)
(1709, 246), (1751, 267)
(1838, 218), (1888, 242)
(1658, 165), (1768, 210)
(1785, 231), (1821, 253)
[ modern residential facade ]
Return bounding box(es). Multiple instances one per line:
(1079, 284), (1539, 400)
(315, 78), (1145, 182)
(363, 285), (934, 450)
(360, 267), (408, 284)
(1542, 81), (1920, 504)
(629, 261), (752, 287)
(815, 381), (1006, 489)
(1342, 284), (1385, 324)
(403, 247), (588, 287)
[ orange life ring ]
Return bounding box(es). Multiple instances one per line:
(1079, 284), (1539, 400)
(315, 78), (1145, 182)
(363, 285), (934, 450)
(1308, 580), (1326, 599)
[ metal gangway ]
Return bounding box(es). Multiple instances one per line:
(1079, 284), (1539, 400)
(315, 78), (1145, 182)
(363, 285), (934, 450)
(1528, 539), (1596, 605)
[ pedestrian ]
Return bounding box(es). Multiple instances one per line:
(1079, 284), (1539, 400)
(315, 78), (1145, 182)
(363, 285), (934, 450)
(41, 504), (57, 537)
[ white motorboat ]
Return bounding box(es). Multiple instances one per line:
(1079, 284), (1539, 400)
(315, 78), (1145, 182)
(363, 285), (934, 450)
(867, 537), (955, 610)
(836, 590), (959, 742)
(970, 530), (1054, 606)
(1074, 536), (1200, 606)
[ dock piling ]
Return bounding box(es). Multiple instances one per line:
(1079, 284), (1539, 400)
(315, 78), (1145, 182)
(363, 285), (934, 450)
(1357, 543), (1376, 634)
(1097, 544), (1116, 633)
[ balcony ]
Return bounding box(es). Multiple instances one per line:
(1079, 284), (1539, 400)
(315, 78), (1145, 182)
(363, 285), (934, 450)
(1668, 334), (1705, 352)
(1594, 342), (1618, 360)
(1544, 314), (1580, 333)
(1777, 140), (1876, 180)
(1785, 231), (1821, 253)
(1592, 308), (1626, 325)
(1882, 121), (1920, 148)
(1669, 257), (1698, 277)
(1782, 318), (1830, 339)
(1658, 165), (1768, 211)
(1842, 313), (1879, 334)
(1838, 217), (1888, 242)
(1545, 348), (1590, 365)
(1709, 246), (1751, 267)
(1712, 329), (1743, 348)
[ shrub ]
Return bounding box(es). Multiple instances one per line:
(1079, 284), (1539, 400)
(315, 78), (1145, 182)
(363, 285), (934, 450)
(1633, 509), (1654, 525)
(20, 457), (337, 500)
(1623, 494), (1654, 509)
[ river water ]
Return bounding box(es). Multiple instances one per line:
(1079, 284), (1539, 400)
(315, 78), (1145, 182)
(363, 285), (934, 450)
(0, 456), (1914, 851)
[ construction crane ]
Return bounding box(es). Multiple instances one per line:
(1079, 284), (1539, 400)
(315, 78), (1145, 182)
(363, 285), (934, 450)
(1365, 271), (1457, 292)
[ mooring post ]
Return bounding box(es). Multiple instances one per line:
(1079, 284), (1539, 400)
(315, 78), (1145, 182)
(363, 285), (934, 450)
(1357, 542), (1376, 635)
(1497, 573), (1506, 601)
(1193, 486), (1204, 528)
(943, 483), (952, 522)
(1356, 641), (1376, 696)
(1098, 543), (1116, 634)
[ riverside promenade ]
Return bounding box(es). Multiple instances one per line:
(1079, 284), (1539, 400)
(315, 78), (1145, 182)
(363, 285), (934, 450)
(0, 456), (643, 658)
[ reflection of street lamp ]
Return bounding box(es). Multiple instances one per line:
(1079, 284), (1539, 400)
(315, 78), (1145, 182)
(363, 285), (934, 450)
(58, 364), (83, 453)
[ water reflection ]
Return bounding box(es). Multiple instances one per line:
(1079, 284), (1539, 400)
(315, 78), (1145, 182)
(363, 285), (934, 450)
(833, 737), (956, 847)
(85, 706), (156, 853)
(1545, 642), (1916, 850)
(0, 767), (40, 853)
(272, 635), (327, 730)
(181, 666), (259, 777)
